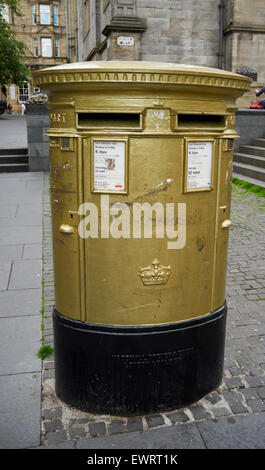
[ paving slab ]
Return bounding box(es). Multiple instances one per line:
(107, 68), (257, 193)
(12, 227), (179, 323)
(0, 261), (11, 290)
(0, 288), (42, 317)
(0, 184), (43, 206)
(0, 204), (18, 217)
(23, 244), (42, 260)
(0, 226), (42, 246)
(197, 413), (265, 449)
(0, 192), (43, 204)
(0, 372), (41, 449)
(0, 172), (43, 451)
(76, 423), (206, 449)
(0, 216), (42, 227)
(8, 259), (42, 290)
(0, 173), (42, 180)
(16, 203), (43, 218)
(0, 315), (42, 375)
(0, 245), (23, 262)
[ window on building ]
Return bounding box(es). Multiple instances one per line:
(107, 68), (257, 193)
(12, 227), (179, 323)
(2, 3), (9, 22)
(41, 37), (52, 57)
(33, 38), (38, 56)
(54, 38), (60, 57)
(32, 4), (37, 24)
(39, 4), (50, 24)
(18, 82), (29, 103)
(53, 5), (59, 25)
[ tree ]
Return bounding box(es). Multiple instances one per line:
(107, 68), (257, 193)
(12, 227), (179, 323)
(0, 0), (30, 86)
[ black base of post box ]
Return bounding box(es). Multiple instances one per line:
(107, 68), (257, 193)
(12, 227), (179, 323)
(52, 302), (227, 416)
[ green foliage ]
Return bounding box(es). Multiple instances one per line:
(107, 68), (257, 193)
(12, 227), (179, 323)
(37, 345), (54, 360)
(0, 0), (31, 86)
(232, 177), (265, 198)
(0, 0), (20, 16)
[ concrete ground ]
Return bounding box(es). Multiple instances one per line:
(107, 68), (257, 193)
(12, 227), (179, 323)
(0, 172), (43, 449)
(0, 114), (27, 149)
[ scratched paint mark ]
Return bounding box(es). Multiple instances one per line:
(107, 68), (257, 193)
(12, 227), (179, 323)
(54, 237), (66, 246)
(63, 161), (71, 169)
(195, 237), (206, 252)
(115, 302), (159, 313)
(153, 181), (164, 189)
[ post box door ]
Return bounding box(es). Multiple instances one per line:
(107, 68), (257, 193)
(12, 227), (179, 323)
(81, 135), (219, 326)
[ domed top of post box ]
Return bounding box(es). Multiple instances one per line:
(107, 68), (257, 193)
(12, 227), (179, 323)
(33, 61), (251, 98)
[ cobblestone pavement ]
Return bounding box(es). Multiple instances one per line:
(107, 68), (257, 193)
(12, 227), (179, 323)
(40, 174), (265, 447)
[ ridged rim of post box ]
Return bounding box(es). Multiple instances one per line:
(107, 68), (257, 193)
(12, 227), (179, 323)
(33, 61), (251, 92)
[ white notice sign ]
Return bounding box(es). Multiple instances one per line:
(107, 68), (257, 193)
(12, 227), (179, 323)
(93, 141), (126, 192)
(187, 142), (213, 190)
(117, 36), (134, 46)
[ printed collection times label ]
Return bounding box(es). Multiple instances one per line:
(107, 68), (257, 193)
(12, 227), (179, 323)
(187, 141), (213, 190)
(93, 141), (126, 192)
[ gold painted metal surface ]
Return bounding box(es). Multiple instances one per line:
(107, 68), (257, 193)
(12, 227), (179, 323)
(33, 61), (251, 326)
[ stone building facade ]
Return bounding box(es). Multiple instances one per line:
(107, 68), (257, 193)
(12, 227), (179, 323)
(224, 0), (265, 82)
(76, 0), (265, 85)
(4, 0), (77, 113)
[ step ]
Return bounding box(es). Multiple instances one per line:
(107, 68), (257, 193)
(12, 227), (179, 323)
(233, 152), (265, 169)
(0, 163), (29, 173)
(233, 162), (265, 182)
(0, 154), (28, 164)
(252, 138), (265, 148)
(239, 145), (265, 157)
(232, 174), (265, 189)
(0, 148), (28, 156)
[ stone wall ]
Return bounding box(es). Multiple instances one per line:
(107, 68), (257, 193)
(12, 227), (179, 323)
(137, 0), (220, 66)
(26, 112), (49, 171)
(76, 0), (220, 65)
(235, 109), (265, 150)
(224, 0), (265, 81)
(76, 0), (265, 86)
(78, 0), (99, 61)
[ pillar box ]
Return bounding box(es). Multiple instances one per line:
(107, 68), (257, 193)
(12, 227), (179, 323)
(33, 61), (250, 415)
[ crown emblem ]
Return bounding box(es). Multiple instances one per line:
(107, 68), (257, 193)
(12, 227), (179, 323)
(138, 259), (172, 286)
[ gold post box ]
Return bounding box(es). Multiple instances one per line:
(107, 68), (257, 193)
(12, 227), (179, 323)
(33, 62), (250, 415)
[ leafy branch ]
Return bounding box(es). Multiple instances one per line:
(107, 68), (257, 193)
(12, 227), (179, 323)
(0, 0), (31, 86)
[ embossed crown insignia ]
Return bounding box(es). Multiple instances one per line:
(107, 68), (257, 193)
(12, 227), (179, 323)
(138, 259), (172, 286)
